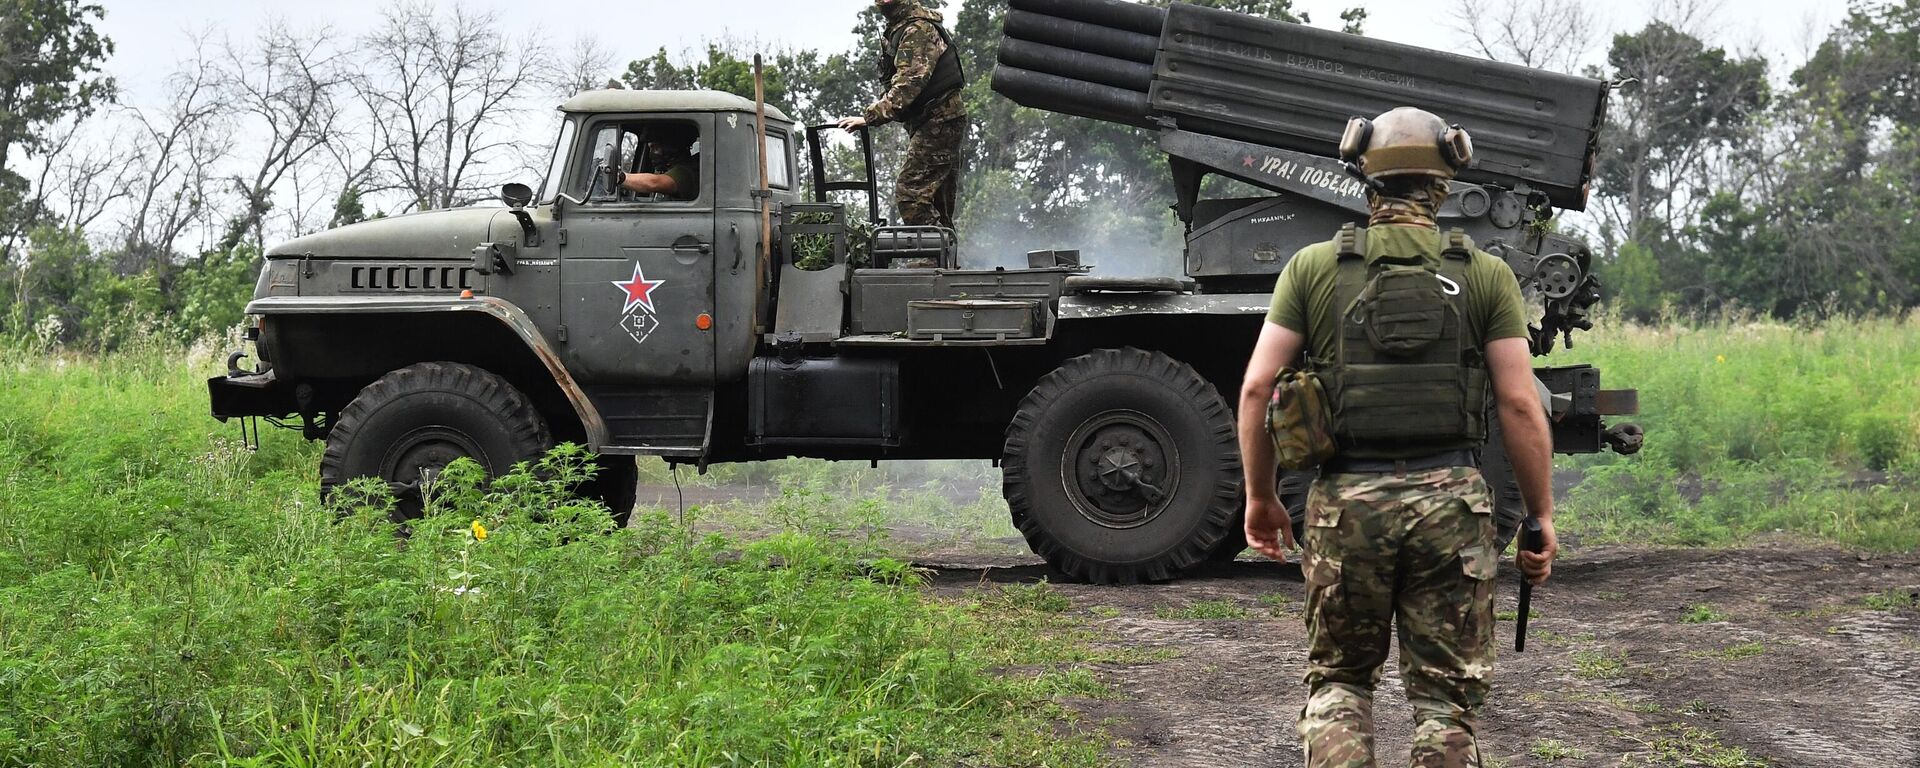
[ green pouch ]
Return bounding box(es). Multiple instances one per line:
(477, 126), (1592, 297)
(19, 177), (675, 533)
(1267, 367), (1338, 470)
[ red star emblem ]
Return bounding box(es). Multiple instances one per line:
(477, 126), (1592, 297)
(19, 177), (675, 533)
(611, 263), (666, 314)
(1243, 155), (1256, 168)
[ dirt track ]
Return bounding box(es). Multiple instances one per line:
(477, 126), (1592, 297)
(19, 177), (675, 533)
(922, 543), (1920, 767)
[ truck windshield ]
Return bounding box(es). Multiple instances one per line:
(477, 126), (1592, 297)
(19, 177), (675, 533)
(536, 116), (577, 204)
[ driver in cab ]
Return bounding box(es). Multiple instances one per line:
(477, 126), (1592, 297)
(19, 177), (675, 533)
(612, 123), (699, 200)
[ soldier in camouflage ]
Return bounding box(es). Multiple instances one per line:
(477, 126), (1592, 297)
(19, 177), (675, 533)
(836, 0), (968, 232)
(1236, 108), (1561, 767)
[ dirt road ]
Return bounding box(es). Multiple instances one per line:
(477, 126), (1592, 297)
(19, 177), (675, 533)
(924, 543), (1920, 767)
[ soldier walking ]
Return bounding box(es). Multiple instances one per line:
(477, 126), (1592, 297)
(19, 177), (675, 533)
(836, 0), (968, 232)
(1237, 108), (1561, 767)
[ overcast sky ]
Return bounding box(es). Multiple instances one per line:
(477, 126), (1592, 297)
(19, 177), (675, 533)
(98, 0), (1844, 111)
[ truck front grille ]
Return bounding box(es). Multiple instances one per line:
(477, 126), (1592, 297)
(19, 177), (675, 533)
(344, 264), (478, 293)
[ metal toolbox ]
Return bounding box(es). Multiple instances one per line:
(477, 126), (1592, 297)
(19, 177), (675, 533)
(850, 267), (1076, 334)
(906, 298), (1043, 340)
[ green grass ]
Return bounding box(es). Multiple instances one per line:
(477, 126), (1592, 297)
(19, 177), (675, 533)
(1548, 313), (1920, 551)
(1862, 589), (1919, 611)
(1153, 599), (1251, 620)
(1625, 724), (1769, 767)
(0, 345), (1103, 767)
(1691, 641), (1767, 661)
(1529, 738), (1586, 759)
(1571, 648), (1628, 680)
(1258, 592), (1298, 616)
(651, 456), (1030, 559)
(1682, 604), (1730, 623)
(988, 580), (1074, 614)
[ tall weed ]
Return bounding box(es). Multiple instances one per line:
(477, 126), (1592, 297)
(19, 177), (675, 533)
(1549, 313), (1920, 550)
(0, 346), (1098, 767)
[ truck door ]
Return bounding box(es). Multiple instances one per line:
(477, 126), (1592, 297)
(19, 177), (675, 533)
(559, 114), (718, 453)
(561, 114), (717, 383)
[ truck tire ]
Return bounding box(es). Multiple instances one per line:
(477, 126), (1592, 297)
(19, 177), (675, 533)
(581, 454), (639, 528)
(1481, 422), (1529, 551)
(321, 362), (551, 520)
(1207, 468), (1314, 562)
(1003, 348), (1241, 584)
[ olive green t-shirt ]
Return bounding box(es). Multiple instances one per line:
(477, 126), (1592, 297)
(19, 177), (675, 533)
(1266, 225), (1530, 364)
(663, 160), (698, 200)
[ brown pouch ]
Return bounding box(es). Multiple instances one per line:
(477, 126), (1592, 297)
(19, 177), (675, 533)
(1266, 367), (1337, 470)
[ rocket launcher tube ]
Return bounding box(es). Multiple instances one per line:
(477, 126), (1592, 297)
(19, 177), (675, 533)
(992, 0), (1609, 210)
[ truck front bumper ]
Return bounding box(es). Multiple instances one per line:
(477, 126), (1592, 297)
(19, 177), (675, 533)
(208, 369), (297, 421)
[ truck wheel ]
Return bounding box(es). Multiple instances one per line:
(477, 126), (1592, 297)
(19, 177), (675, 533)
(581, 454), (639, 528)
(1209, 512), (1248, 562)
(321, 362), (551, 520)
(1003, 348), (1242, 584)
(1206, 469), (1312, 562)
(1481, 421), (1529, 551)
(1281, 469), (1313, 543)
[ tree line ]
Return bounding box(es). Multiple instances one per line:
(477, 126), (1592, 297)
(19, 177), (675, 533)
(2, 0), (1915, 350)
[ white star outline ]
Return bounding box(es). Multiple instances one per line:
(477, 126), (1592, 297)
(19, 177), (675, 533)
(610, 262), (666, 315)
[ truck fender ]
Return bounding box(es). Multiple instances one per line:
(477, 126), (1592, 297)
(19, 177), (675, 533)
(245, 294), (610, 449)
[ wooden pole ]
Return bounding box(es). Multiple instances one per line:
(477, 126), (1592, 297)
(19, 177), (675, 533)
(752, 55), (773, 335)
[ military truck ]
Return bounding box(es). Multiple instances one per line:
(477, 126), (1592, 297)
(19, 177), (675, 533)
(209, 0), (1641, 584)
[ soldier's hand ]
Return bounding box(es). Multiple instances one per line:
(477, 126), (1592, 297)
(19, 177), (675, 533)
(1518, 517), (1559, 585)
(837, 116), (868, 131)
(1245, 494), (1297, 562)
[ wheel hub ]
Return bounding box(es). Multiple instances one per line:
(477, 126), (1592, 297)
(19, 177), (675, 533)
(380, 427), (485, 502)
(1062, 411), (1178, 529)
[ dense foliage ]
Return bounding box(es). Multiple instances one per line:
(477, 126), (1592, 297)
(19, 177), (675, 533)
(1552, 313), (1920, 550)
(0, 345), (1105, 766)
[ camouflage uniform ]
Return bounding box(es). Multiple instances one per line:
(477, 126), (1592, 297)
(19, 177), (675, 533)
(1269, 227), (1528, 767)
(1299, 467), (1498, 767)
(866, 0), (967, 230)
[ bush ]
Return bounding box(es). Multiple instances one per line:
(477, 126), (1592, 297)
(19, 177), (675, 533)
(1549, 313), (1920, 551)
(0, 346), (1096, 767)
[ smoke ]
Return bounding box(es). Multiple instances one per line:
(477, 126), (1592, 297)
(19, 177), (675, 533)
(954, 172), (1185, 277)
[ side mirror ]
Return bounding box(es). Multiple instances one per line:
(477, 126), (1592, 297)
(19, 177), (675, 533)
(599, 142), (623, 196)
(500, 182), (533, 209)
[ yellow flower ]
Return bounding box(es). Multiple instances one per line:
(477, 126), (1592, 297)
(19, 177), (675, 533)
(471, 520), (488, 541)
(1716, 355), (1726, 364)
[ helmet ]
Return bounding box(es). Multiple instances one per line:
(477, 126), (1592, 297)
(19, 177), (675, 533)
(1338, 107), (1474, 181)
(644, 122), (699, 148)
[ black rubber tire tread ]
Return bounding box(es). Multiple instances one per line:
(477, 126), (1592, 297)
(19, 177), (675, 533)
(320, 362), (551, 517)
(582, 454), (640, 529)
(1481, 419), (1529, 551)
(1280, 469), (1314, 543)
(1003, 348), (1242, 584)
(1208, 511), (1248, 562)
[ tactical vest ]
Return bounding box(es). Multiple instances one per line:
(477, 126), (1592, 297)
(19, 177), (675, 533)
(880, 14), (966, 125)
(1319, 224), (1490, 459)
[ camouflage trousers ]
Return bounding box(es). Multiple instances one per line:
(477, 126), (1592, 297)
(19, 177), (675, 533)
(895, 115), (965, 231)
(1298, 466), (1499, 768)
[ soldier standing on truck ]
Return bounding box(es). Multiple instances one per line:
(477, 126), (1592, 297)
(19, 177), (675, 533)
(1236, 107), (1561, 767)
(835, 0), (968, 232)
